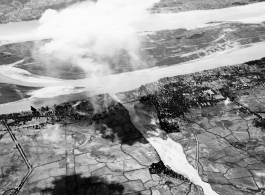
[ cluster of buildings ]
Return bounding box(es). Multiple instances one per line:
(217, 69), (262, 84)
(0, 96), (124, 133)
(138, 57), (265, 134)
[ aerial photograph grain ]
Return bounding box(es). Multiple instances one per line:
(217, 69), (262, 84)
(1, 0), (265, 195)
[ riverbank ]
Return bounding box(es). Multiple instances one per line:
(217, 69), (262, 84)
(1, 41), (265, 114)
(119, 100), (218, 195)
(1, 2), (265, 45)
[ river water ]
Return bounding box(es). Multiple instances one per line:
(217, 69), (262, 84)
(1, 2), (265, 43)
(119, 100), (219, 195)
(1, 3), (265, 195)
(0, 2), (265, 114)
(1, 42), (265, 114)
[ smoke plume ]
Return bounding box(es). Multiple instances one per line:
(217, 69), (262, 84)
(39, 124), (63, 143)
(35, 0), (159, 77)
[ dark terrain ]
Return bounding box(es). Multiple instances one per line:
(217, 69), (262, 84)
(1, 22), (265, 79)
(2, 56), (265, 194)
(0, 0), (264, 24)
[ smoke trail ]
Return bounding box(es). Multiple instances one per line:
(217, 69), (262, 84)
(34, 0), (159, 77)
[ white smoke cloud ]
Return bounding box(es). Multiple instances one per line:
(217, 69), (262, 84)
(39, 124), (63, 143)
(35, 0), (159, 77)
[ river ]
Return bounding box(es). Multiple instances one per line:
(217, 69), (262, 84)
(1, 3), (265, 195)
(1, 2), (265, 44)
(117, 99), (219, 195)
(1, 41), (265, 114)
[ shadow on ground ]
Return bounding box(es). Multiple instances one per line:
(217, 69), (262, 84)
(34, 175), (135, 195)
(92, 104), (147, 146)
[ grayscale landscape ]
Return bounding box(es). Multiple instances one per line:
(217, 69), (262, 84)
(1, 1), (265, 195)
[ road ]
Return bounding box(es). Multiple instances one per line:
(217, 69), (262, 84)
(2, 121), (34, 195)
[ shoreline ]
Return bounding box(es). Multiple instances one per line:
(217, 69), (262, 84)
(1, 41), (265, 114)
(1, 2), (265, 44)
(1, 41), (265, 88)
(1, 2), (265, 114)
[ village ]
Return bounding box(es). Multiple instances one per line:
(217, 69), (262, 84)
(1, 55), (265, 195)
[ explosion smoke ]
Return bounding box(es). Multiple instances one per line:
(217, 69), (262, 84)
(39, 124), (62, 143)
(35, 0), (159, 77)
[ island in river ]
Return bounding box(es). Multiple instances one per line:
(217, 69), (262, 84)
(1, 1), (265, 195)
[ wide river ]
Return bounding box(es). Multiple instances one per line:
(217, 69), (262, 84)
(1, 2), (265, 43)
(1, 3), (265, 195)
(1, 41), (265, 114)
(0, 1), (265, 114)
(0, 2), (265, 114)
